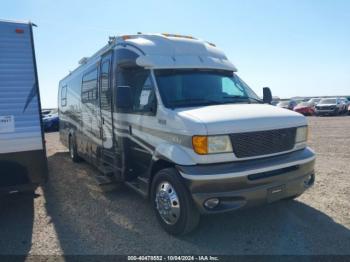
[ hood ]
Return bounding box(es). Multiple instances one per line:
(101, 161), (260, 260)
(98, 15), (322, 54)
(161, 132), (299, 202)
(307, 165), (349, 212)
(176, 104), (307, 134)
(317, 104), (336, 107)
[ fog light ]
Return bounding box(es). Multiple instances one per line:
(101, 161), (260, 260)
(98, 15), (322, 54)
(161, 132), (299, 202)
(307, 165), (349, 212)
(204, 198), (220, 209)
(304, 174), (314, 187)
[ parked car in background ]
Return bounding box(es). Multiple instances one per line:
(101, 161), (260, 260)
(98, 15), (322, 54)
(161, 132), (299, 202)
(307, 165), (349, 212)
(340, 98), (349, 114)
(308, 98), (321, 106)
(315, 98), (343, 116)
(271, 96), (280, 106)
(348, 104), (350, 115)
(277, 100), (297, 110)
(43, 112), (59, 132)
(293, 102), (315, 116)
(271, 100), (279, 106)
(294, 99), (307, 105)
(41, 108), (57, 117)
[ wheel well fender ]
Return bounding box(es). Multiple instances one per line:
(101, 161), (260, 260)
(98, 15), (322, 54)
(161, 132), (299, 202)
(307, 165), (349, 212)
(147, 143), (196, 197)
(153, 143), (196, 166)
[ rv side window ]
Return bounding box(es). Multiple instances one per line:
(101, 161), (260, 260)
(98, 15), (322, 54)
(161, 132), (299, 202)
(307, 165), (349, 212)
(61, 85), (67, 106)
(117, 68), (156, 114)
(81, 68), (98, 103)
(100, 60), (111, 111)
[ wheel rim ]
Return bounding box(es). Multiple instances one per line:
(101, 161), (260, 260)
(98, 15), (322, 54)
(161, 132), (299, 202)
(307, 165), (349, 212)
(155, 181), (180, 225)
(69, 139), (74, 159)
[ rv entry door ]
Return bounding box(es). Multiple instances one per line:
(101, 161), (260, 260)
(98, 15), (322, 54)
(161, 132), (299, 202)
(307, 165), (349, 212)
(99, 53), (113, 149)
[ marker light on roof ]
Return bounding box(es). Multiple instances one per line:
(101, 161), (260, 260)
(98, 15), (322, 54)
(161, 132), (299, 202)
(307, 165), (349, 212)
(15, 29), (24, 34)
(122, 35), (133, 40)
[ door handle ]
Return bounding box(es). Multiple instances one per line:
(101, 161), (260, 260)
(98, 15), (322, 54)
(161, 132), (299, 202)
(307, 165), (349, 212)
(129, 125), (132, 135)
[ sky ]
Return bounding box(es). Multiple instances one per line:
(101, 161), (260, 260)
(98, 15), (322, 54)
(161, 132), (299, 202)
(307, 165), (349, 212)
(1, 0), (349, 108)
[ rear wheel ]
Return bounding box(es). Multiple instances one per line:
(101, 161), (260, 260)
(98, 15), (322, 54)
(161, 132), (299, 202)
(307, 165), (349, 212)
(151, 168), (200, 235)
(69, 135), (81, 162)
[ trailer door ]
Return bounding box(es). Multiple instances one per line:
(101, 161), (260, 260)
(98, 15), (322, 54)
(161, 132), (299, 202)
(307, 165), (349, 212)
(99, 52), (113, 149)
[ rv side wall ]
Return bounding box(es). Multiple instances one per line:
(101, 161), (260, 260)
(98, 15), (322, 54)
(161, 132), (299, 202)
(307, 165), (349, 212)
(0, 20), (47, 192)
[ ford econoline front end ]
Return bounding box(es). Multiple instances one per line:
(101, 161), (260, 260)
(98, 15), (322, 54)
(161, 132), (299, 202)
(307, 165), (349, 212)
(59, 33), (315, 235)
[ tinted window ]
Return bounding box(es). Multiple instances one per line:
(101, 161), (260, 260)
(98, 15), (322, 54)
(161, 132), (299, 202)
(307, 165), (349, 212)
(319, 99), (336, 104)
(61, 85), (67, 106)
(100, 61), (111, 111)
(82, 68), (98, 103)
(309, 98), (320, 103)
(155, 69), (260, 108)
(117, 68), (156, 113)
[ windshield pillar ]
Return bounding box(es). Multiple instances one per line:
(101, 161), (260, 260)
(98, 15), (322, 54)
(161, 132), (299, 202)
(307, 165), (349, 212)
(150, 69), (165, 107)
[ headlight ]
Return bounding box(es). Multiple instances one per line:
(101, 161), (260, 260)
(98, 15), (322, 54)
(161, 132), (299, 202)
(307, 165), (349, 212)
(295, 126), (308, 143)
(192, 135), (233, 155)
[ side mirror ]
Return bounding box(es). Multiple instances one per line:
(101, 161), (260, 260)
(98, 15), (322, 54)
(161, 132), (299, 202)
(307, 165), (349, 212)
(116, 86), (133, 109)
(263, 87), (272, 104)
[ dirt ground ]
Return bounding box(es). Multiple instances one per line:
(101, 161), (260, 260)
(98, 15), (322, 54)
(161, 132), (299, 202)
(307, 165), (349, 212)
(0, 116), (349, 255)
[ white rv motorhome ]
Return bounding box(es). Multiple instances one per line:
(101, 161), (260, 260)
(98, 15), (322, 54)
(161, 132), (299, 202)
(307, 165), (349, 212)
(59, 33), (315, 235)
(0, 20), (48, 194)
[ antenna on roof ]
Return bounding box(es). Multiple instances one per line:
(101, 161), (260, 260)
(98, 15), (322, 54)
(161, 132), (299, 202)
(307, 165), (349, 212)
(108, 36), (116, 45)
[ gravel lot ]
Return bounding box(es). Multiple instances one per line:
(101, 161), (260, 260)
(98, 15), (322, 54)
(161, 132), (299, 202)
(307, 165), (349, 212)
(0, 116), (349, 255)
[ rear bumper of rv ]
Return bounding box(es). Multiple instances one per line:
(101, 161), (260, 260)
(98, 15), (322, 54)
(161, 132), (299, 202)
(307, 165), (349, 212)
(0, 149), (48, 194)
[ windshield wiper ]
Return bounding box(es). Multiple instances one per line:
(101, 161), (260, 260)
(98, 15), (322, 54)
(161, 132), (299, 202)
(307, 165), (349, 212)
(168, 96), (264, 109)
(169, 99), (221, 107)
(223, 96), (264, 104)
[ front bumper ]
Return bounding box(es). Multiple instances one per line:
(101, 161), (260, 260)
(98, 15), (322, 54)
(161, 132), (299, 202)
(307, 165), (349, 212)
(177, 147), (315, 214)
(316, 108), (337, 115)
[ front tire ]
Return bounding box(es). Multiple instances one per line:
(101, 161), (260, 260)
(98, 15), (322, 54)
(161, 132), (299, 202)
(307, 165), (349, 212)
(151, 168), (200, 235)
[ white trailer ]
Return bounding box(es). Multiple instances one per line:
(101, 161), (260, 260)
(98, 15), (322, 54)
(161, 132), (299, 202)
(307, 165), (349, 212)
(0, 20), (47, 194)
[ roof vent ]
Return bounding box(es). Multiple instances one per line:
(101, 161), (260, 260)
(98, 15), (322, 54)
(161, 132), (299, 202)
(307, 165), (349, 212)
(108, 36), (116, 45)
(78, 57), (89, 65)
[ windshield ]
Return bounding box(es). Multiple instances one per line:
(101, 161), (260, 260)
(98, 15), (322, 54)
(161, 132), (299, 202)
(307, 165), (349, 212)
(154, 69), (260, 108)
(319, 99), (336, 104)
(309, 98), (320, 103)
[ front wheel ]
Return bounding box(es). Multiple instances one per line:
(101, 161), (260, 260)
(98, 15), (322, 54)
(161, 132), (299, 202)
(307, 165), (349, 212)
(151, 168), (200, 235)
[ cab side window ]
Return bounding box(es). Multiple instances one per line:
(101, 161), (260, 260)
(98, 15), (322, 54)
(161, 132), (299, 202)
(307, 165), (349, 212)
(132, 72), (155, 112)
(117, 68), (156, 114)
(81, 68), (98, 103)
